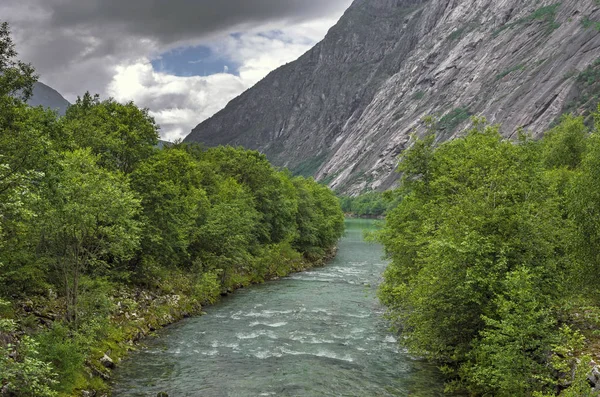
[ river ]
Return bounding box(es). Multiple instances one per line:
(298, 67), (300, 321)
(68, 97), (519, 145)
(112, 219), (443, 396)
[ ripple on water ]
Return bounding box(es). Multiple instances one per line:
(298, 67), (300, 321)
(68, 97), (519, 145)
(243, 309), (293, 318)
(279, 347), (355, 363)
(210, 341), (240, 350)
(331, 333), (364, 341)
(288, 332), (335, 344)
(344, 312), (370, 319)
(251, 350), (283, 359)
(249, 321), (288, 328)
(384, 335), (398, 343)
(236, 330), (278, 340)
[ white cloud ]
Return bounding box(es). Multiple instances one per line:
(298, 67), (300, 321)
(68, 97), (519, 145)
(3, 0), (350, 141)
(108, 17), (339, 141)
(108, 62), (247, 142)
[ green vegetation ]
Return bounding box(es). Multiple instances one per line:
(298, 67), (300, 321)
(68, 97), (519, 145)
(437, 107), (472, 133)
(339, 191), (400, 217)
(378, 114), (600, 396)
(447, 22), (477, 41)
(495, 63), (526, 80)
(0, 23), (344, 396)
(411, 90), (426, 100)
(493, 3), (561, 37)
(582, 17), (600, 31)
(291, 153), (328, 177)
(559, 58), (600, 125)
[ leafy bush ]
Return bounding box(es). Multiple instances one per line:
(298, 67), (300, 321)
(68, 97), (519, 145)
(437, 107), (471, 132)
(0, 337), (58, 397)
(377, 115), (600, 395)
(34, 325), (85, 394)
(193, 270), (222, 304)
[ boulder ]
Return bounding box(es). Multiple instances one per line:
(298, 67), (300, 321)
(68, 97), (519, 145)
(100, 354), (115, 369)
(588, 360), (600, 391)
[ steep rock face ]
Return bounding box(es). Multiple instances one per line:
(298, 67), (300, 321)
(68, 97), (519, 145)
(28, 82), (70, 116)
(185, 0), (600, 194)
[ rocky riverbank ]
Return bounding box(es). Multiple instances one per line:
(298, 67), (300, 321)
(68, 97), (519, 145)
(2, 247), (338, 397)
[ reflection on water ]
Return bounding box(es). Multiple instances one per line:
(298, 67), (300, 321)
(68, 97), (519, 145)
(112, 219), (443, 397)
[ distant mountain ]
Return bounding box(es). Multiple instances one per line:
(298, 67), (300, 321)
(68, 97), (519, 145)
(185, 0), (600, 194)
(157, 140), (172, 149)
(28, 82), (70, 116)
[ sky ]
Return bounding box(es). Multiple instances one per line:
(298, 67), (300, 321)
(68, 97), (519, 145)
(1, 0), (353, 141)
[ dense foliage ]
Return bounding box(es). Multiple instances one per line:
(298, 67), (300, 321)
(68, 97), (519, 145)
(0, 24), (344, 396)
(378, 115), (600, 396)
(338, 191), (399, 217)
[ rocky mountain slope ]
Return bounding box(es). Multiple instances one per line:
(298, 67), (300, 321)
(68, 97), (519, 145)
(185, 0), (600, 194)
(28, 82), (70, 116)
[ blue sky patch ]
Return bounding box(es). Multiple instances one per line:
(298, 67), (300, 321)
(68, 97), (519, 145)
(151, 45), (240, 77)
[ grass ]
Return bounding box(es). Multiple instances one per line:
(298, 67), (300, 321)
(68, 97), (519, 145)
(496, 64), (527, 80)
(493, 3), (562, 37)
(552, 58), (600, 127)
(448, 23), (478, 41)
(438, 107), (472, 133)
(320, 172), (339, 186)
(581, 17), (600, 31)
(291, 153), (328, 177)
(412, 90), (426, 100)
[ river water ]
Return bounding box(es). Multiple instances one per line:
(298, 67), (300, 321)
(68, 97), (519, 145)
(112, 219), (443, 396)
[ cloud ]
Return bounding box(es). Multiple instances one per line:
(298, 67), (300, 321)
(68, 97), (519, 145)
(108, 61), (247, 141)
(0, 0), (353, 140)
(109, 19), (338, 141)
(45, 0), (352, 44)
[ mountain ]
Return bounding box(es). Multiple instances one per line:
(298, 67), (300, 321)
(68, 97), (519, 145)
(28, 82), (70, 116)
(185, 0), (600, 194)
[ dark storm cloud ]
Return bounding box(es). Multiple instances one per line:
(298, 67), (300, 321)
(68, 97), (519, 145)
(46, 0), (352, 44)
(1, 0), (352, 97)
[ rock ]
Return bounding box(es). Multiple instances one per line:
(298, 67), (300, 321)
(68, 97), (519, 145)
(589, 361), (600, 391)
(100, 354), (115, 369)
(185, 0), (600, 194)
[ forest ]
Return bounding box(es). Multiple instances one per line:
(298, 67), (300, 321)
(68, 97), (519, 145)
(338, 191), (399, 217)
(0, 23), (344, 396)
(378, 115), (600, 396)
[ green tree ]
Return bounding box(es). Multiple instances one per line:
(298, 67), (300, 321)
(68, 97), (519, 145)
(463, 268), (556, 396)
(569, 124), (600, 298)
(0, 337), (58, 397)
(378, 121), (567, 388)
(195, 178), (259, 287)
(38, 149), (141, 322)
(0, 24), (66, 297)
(292, 177), (345, 258)
(0, 22), (36, 101)
(203, 146), (298, 244)
(542, 115), (588, 170)
(64, 92), (159, 174)
(130, 147), (209, 278)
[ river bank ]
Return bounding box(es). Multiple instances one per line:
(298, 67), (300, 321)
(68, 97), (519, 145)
(3, 246), (338, 397)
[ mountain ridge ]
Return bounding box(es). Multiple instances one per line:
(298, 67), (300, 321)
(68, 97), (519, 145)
(28, 81), (71, 116)
(185, 0), (600, 194)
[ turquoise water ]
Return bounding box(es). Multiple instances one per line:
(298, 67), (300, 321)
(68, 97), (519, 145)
(112, 219), (443, 396)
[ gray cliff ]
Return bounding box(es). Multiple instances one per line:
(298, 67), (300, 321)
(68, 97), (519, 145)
(185, 0), (600, 194)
